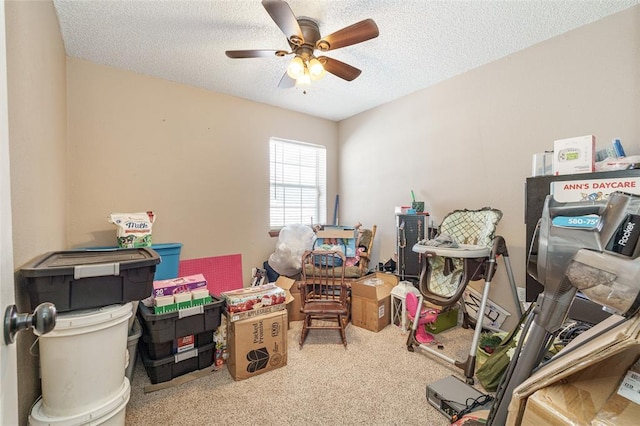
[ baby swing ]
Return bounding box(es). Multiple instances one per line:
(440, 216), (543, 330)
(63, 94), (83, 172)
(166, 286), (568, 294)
(406, 207), (522, 384)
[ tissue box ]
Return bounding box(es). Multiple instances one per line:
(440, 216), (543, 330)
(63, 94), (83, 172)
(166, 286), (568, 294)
(553, 135), (595, 176)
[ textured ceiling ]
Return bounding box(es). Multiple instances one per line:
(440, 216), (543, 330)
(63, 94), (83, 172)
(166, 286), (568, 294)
(52, 0), (639, 121)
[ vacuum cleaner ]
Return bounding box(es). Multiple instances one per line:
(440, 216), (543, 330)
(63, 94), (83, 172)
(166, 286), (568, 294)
(488, 190), (640, 424)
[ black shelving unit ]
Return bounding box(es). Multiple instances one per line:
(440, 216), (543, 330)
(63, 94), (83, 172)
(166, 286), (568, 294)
(396, 214), (428, 282)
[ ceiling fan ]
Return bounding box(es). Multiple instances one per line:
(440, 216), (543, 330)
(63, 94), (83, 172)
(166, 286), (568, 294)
(225, 0), (379, 88)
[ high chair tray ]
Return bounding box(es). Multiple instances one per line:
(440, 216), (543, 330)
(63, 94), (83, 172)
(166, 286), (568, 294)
(412, 243), (490, 258)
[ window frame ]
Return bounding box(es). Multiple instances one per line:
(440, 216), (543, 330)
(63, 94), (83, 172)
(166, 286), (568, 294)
(269, 137), (327, 231)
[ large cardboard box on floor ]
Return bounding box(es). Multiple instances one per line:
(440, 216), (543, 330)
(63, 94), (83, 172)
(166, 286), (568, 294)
(350, 273), (398, 332)
(507, 314), (640, 425)
(226, 309), (288, 381)
(519, 347), (640, 425)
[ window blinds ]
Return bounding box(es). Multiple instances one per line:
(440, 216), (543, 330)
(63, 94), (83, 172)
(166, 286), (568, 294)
(269, 138), (326, 228)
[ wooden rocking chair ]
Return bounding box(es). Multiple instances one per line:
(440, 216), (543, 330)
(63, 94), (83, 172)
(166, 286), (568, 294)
(299, 250), (349, 348)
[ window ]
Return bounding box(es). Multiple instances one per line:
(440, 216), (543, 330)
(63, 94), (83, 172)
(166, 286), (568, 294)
(269, 137), (326, 229)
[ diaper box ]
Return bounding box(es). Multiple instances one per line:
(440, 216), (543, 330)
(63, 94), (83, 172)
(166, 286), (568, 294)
(153, 273), (207, 298)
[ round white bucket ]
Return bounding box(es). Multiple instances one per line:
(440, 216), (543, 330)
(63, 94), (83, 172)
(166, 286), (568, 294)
(38, 303), (132, 417)
(29, 377), (130, 426)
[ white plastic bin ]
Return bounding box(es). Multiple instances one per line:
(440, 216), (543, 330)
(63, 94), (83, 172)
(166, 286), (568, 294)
(126, 317), (142, 382)
(38, 303), (132, 417)
(29, 378), (130, 426)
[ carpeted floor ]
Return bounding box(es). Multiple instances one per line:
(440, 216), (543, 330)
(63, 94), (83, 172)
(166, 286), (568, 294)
(126, 320), (485, 425)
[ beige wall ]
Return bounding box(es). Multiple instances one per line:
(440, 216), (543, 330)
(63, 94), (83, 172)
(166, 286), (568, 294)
(66, 59), (338, 283)
(339, 5), (640, 331)
(5, 1), (639, 421)
(5, 0), (67, 424)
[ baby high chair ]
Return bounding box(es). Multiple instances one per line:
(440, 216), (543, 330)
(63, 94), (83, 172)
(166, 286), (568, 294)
(408, 207), (522, 384)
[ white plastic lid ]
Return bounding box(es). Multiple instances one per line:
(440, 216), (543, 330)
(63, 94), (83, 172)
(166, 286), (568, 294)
(44, 303), (132, 336)
(29, 378), (130, 426)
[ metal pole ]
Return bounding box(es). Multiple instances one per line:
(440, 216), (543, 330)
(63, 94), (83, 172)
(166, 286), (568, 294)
(502, 255), (523, 318)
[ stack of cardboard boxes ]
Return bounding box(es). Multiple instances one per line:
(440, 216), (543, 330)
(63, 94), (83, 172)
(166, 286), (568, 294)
(222, 278), (294, 380)
(222, 270), (402, 381)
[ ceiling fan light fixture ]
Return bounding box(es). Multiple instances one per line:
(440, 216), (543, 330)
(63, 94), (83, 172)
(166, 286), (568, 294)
(295, 67), (312, 86)
(286, 55), (305, 79)
(308, 57), (326, 80)
(228, 1), (379, 88)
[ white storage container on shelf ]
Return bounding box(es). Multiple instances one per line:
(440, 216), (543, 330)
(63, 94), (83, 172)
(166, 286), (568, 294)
(29, 378), (130, 426)
(37, 303), (132, 417)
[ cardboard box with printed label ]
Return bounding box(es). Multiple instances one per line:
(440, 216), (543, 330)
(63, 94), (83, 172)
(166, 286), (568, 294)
(519, 347), (640, 425)
(315, 226), (357, 257)
(226, 309), (287, 381)
(350, 273), (398, 332)
(508, 315), (640, 425)
(221, 282), (288, 322)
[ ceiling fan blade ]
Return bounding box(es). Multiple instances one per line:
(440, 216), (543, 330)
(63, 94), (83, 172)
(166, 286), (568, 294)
(225, 50), (281, 59)
(318, 56), (362, 81)
(278, 72), (296, 89)
(261, 0), (303, 44)
(317, 19), (379, 51)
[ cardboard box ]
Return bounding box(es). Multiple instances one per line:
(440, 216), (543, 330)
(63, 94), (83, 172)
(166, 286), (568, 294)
(507, 314), (640, 425)
(316, 227), (355, 239)
(274, 276), (303, 324)
(226, 309), (287, 381)
(221, 283), (287, 322)
(316, 226), (357, 257)
(350, 273), (398, 332)
(273, 276), (295, 305)
(552, 134), (596, 176)
(287, 281), (305, 322)
(592, 365), (640, 425)
(519, 348), (640, 425)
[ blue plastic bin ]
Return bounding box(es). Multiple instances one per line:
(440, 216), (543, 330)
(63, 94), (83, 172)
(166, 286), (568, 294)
(83, 243), (182, 281)
(150, 243), (182, 280)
